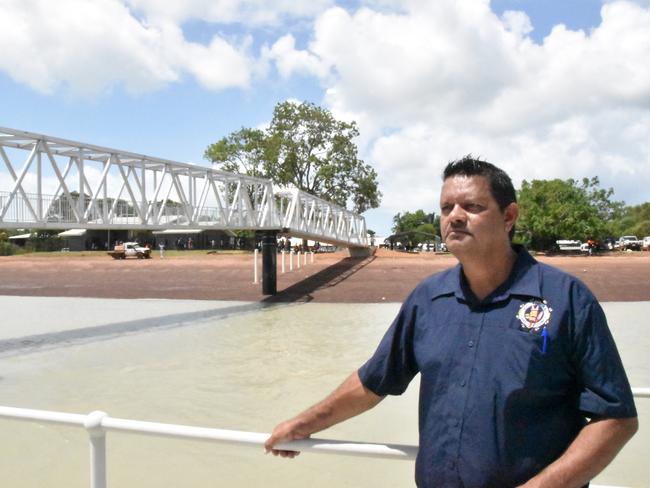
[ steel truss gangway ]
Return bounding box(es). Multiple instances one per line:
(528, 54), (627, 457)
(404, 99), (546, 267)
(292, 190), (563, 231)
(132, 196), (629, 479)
(0, 127), (369, 293)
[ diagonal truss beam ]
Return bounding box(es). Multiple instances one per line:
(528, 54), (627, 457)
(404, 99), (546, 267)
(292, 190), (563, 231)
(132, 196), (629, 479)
(0, 126), (367, 247)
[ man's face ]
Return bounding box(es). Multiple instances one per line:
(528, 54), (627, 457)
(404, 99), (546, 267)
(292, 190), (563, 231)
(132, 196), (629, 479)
(439, 175), (517, 258)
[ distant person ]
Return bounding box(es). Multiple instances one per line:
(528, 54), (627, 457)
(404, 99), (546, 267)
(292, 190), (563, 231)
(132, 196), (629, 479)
(587, 238), (596, 256)
(265, 157), (637, 487)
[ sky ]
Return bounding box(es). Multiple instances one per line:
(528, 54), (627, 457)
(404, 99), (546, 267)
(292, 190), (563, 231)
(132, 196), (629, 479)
(1, 0), (649, 236)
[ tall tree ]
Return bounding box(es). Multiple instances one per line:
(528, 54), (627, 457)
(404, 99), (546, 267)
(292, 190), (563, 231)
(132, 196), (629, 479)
(611, 202), (650, 237)
(204, 101), (381, 213)
(392, 210), (436, 234)
(391, 210), (438, 248)
(517, 177), (623, 250)
(204, 128), (268, 178)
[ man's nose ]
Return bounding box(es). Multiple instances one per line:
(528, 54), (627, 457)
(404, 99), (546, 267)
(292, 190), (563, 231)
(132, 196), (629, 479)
(448, 204), (467, 223)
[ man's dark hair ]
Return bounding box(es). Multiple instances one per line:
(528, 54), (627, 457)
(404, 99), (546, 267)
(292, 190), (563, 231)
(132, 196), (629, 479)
(443, 155), (517, 239)
(443, 155), (516, 210)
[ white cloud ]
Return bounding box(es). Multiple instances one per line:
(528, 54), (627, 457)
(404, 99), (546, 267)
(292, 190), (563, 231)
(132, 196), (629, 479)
(1, 0), (649, 233)
(0, 0), (254, 95)
(264, 34), (329, 79)
(501, 10), (534, 36)
(270, 0), (650, 220)
(125, 0), (334, 25)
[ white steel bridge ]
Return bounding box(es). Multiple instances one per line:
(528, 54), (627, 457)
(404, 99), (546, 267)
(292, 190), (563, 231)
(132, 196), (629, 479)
(0, 127), (368, 248)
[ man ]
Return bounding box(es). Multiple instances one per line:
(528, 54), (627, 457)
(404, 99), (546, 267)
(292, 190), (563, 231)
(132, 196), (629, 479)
(265, 157), (638, 487)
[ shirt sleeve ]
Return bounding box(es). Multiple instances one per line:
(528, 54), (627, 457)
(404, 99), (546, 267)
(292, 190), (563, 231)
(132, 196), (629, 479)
(358, 291), (420, 396)
(573, 299), (637, 419)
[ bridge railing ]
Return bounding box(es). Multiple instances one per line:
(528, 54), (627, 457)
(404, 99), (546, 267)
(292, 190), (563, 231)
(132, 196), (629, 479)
(0, 127), (282, 231)
(1, 388), (647, 488)
(276, 188), (368, 247)
(1, 127), (369, 247)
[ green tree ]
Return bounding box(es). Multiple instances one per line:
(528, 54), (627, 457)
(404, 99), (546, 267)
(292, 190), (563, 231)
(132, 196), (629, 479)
(204, 128), (268, 178)
(392, 210), (436, 234)
(391, 210), (438, 248)
(204, 101), (381, 213)
(611, 202), (650, 237)
(517, 177), (623, 250)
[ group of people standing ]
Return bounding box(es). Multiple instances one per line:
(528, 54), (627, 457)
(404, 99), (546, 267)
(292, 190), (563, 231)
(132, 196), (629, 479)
(276, 238), (320, 253)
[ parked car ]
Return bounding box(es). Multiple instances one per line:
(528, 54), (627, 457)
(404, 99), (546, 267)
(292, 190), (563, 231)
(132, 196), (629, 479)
(556, 240), (582, 252)
(107, 242), (152, 259)
(602, 237), (617, 251)
(643, 236), (650, 251)
(618, 235), (641, 251)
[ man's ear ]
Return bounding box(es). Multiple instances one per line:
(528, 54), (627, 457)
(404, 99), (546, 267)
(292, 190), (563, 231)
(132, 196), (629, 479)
(504, 202), (519, 233)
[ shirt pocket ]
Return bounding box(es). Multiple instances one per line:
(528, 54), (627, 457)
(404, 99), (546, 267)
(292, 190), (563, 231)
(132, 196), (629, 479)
(485, 321), (563, 396)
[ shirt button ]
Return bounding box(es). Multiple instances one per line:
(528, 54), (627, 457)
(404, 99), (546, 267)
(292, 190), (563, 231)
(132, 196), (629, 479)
(460, 380), (466, 387)
(468, 340), (474, 347)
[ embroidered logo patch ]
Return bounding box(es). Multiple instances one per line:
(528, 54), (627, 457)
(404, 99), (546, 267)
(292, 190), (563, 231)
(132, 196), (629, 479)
(517, 300), (552, 331)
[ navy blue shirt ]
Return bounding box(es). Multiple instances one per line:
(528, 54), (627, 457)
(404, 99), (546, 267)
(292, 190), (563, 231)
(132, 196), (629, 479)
(359, 247), (636, 488)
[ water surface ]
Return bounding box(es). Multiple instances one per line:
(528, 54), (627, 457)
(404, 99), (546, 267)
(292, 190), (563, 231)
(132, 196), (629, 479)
(0, 298), (647, 487)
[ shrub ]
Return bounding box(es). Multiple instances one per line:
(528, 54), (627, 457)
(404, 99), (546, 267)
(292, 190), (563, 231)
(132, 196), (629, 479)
(0, 241), (19, 256)
(25, 232), (64, 252)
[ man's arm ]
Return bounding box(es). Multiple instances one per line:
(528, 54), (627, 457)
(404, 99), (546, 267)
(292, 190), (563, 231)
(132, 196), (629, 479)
(518, 416), (638, 488)
(264, 371), (384, 458)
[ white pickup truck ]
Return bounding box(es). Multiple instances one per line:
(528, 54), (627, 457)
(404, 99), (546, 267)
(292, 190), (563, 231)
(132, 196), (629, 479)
(107, 242), (152, 259)
(618, 235), (641, 251)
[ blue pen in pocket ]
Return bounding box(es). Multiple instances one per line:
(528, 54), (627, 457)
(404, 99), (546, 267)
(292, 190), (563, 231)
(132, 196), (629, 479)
(541, 326), (548, 354)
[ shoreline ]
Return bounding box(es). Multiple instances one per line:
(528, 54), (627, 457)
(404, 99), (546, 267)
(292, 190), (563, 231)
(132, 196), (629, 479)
(2, 249), (650, 303)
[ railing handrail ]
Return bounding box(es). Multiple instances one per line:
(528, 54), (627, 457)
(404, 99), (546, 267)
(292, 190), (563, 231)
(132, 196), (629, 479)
(632, 387), (650, 397)
(0, 405), (416, 459)
(1, 387), (647, 487)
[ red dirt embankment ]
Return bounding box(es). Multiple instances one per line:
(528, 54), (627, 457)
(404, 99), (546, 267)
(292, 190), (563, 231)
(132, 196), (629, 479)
(1, 249), (649, 303)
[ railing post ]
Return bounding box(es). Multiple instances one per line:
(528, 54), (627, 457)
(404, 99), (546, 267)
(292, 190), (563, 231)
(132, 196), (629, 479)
(84, 411), (108, 488)
(297, 251), (301, 269)
(310, 251), (314, 264)
(281, 250), (285, 273)
(253, 249), (259, 284)
(289, 250), (294, 271)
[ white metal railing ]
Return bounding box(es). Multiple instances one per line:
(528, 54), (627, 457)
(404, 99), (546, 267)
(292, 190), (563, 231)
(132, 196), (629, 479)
(276, 187), (368, 247)
(1, 388), (647, 488)
(0, 126), (369, 248)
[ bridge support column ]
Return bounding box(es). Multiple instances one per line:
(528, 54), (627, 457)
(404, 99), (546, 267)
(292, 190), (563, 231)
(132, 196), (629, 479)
(262, 231), (278, 295)
(348, 246), (374, 258)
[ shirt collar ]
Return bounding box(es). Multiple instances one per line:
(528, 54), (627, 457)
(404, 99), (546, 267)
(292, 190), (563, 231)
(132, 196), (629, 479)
(431, 245), (542, 303)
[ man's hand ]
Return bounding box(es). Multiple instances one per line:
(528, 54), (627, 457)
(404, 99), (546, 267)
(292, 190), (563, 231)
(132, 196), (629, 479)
(264, 418), (311, 458)
(264, 371), (383, 460)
